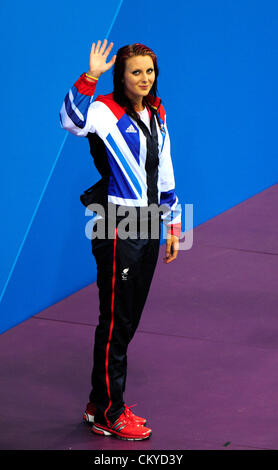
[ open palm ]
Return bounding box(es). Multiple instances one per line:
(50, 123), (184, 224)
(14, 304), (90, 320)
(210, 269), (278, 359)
(88, 39), (116, 78)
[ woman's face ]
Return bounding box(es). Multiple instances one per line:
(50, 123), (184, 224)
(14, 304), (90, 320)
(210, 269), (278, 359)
(122, 55), (155, 105)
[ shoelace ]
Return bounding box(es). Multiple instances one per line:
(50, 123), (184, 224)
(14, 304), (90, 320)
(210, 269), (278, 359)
(124, 403), (138, 417)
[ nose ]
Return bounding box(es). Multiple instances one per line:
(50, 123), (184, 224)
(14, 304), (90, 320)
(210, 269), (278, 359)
(141, 73), (149, 83)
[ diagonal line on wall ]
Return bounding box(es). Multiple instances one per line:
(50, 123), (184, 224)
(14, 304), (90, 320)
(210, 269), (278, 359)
(0, 133), (68, 305)
(0, 0), (124, 307)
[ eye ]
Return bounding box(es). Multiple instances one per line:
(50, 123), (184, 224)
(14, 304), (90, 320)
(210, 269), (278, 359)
(132, 68), (154, 75)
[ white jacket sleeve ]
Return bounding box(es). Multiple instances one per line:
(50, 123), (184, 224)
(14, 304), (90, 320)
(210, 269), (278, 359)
(59, 72), (98, 137)
(159, 114), (182, 230)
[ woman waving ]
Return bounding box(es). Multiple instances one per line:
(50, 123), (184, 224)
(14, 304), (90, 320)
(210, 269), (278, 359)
(59, 39), (181, 441)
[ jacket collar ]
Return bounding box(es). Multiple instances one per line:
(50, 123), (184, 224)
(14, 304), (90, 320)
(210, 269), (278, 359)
(95, 92), (165, 122)
(145, 94), (161, 111)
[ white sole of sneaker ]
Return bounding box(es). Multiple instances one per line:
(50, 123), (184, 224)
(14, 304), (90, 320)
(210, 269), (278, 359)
(83, 412), (94, 423)
(84, 412), (147, 426)
(92, 424), (152, 441)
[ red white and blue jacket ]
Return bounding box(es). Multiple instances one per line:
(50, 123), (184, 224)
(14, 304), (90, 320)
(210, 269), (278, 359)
(59, 72), (181, 235)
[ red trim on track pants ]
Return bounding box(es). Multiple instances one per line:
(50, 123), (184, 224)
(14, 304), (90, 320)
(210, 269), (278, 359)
(89, 217), (161, 425)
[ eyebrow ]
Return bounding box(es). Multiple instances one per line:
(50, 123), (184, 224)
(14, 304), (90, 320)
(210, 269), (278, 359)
(131, 67), (154, 71)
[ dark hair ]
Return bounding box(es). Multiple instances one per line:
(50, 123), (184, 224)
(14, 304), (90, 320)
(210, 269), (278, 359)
(112, 43), (159, 121)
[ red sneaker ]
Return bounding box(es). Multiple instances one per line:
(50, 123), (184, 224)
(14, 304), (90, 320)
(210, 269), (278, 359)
(92, 410), (152, 441)
(83, 402), (146, 425)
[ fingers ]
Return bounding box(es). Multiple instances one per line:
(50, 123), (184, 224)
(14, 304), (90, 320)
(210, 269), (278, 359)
(91, 39), (114, 57)
(164, 237), (171, 261)
(89, 39), (115, 75)
(163, 236), (179, 264)
(102, 40), (114, 58)
(95, 39), (102, 53)
(164, 248), (178, 263)
(90, 42), (96, 55)
(99, 39), (108, 54)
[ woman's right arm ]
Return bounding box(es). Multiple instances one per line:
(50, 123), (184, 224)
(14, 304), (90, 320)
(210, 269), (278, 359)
(59, 39), (116, 137)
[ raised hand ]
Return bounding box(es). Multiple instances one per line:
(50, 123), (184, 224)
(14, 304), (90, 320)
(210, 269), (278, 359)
(87, 39), (116, 79)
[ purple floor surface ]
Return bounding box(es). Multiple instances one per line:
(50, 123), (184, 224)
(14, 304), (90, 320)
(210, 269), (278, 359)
(1, 184), (278, 450)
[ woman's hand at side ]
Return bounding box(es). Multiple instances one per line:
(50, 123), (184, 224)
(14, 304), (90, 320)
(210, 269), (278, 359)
(163, 234), (179, 264)
(86, 39), (116, 80)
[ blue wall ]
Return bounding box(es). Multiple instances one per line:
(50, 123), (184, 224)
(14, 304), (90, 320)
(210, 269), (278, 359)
(1, 0), (278, 333)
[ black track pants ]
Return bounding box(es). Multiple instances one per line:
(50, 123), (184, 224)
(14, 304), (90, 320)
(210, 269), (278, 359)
(89, 218), (161, 425)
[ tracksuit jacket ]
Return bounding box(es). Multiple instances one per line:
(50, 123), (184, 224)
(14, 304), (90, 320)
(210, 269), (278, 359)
(59, 72), (181, 230)
(59, 72), (181, 425)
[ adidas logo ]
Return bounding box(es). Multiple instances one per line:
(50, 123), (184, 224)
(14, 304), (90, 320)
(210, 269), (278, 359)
(125, 124), (137, 133)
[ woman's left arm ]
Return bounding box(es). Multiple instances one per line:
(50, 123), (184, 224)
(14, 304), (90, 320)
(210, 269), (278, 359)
(158, 114), (182, 264)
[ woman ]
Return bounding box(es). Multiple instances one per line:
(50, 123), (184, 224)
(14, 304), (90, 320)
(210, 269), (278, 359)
(59, 39), (181, 441)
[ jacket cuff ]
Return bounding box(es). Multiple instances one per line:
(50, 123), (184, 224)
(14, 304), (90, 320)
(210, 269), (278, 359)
(74, 72), (98, 96)
(167, 222), (182, 238)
